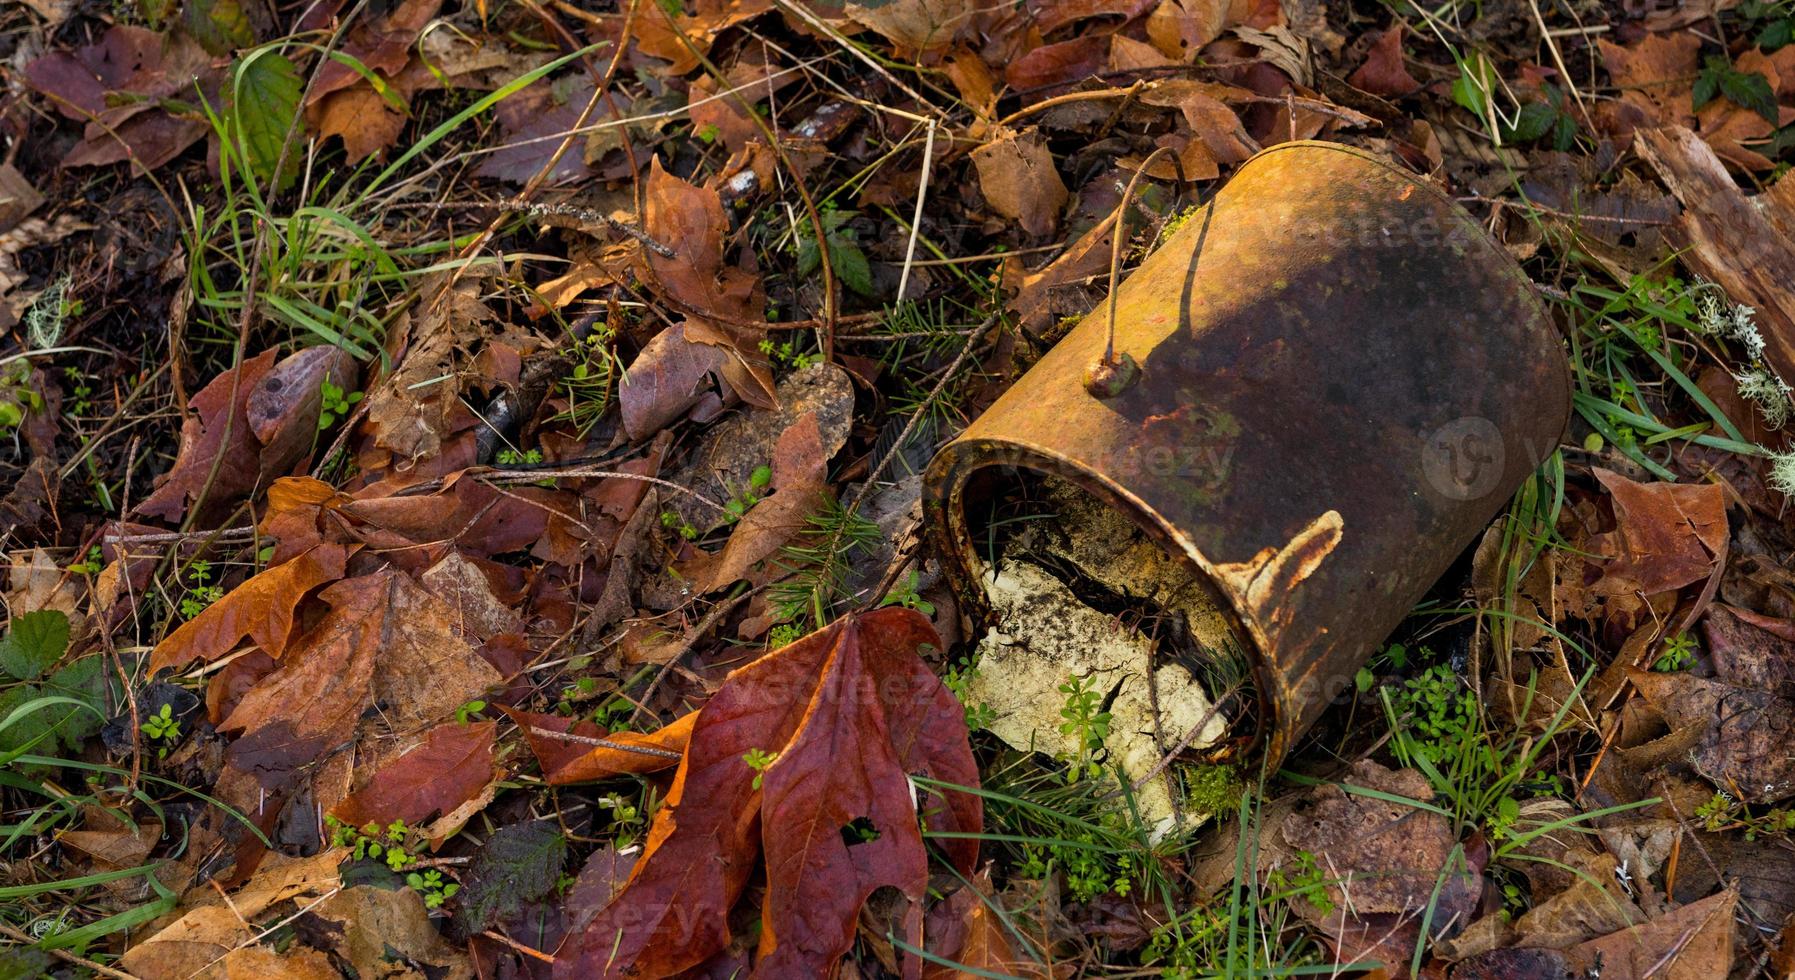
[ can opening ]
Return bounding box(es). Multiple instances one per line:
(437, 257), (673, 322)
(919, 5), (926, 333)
(951, 467), (1260, 823)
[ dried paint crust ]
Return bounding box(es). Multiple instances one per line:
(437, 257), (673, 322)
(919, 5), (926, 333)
(965, 476), (1244, 827)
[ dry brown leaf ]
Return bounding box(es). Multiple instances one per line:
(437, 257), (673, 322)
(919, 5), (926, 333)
(971, 128), (1068, 238)
(555, 608), (980, 978)
(364, 276), (495, 460)
(135, 349), (278, 525)
(680, 410), (833, 591)
(118, 907), (254, 980)
(148, 543), (350, 673)
(845, 0), (976, 55)
(1281, 760), (1480, 968)
(1637, 127), (1795, 393)
(1348, 27), (1420, 97)
(618, 320), (729, 441)
(508, 706), (695, 782)
(219, 946), (341, 980)
(1588, 468), (1727, 598)
(314, 885), (473, 980)
(1563, 888), (1735, 978)
(330, 720), (501, 827)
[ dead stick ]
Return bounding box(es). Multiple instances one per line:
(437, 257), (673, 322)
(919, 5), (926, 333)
(524, 726), (682, 761)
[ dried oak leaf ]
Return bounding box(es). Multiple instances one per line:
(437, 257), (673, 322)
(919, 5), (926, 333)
(1631, 666), (1795, 803)
(364, 276), (495, 461)
(844, 0), (977, 55)
(506, 706), (694, 783)
(474, 73), (598, 186)
(148, 543), (350, 674)
(329, 720), (500, 827)
(1563, 888), (1735, 979)
(641, 156), (758, 323)
(971, 128), (1068, 238)
(1281, 760), (1480, 969)
(23, 26), (218, 171)
(136, 349), (278, 525)
(553, 608), (982, 978)
(221, 569), (500, 796)
(1348, 27), (1420, 97)
(1702, 603), (1795, 695)
(1587, 468), (1727, 598)
(1005, 35), (1108, 92)
(312, 885), (472, 980)
(618, 320), (729, 441)
(922, 869), (1036, 979)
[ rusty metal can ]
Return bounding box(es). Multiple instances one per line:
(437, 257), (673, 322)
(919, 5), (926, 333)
(923, 141), (1569, 769)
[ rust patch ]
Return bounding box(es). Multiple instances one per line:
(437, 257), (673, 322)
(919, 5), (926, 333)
(1216, 510), (1344, 637)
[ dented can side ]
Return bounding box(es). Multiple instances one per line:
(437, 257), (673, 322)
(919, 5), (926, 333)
(924, 141), (1570, 768)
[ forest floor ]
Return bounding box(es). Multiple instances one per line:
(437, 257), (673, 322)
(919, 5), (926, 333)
(6, 0), (1795, 976)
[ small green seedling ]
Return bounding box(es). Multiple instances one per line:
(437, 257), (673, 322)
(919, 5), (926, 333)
(877, 569), (934, 615)
(67, 545), (104, 576)
(743, 747), (779, 790)
(942, 656), (995, 732)
(661, 510), (698, 540)
(1653, 632), (1697, 672)
(1056, 675), (1112, 785)
(328, 815), (422, 871)
(405, 868), (461, 909)
(318, 379), (363, 430)
(455, 699), (487, 724)
(140, 704), (182, 760)
(179, 560), (224, 620)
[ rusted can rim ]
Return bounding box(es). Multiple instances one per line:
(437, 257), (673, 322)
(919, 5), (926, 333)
(927, 436), (1276, 762)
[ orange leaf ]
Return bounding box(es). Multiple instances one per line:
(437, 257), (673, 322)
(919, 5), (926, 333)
(553, 608), (981, 978)
(148, 543), (350, 674)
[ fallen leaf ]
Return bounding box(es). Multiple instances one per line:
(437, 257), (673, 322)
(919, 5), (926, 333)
(554, 608), (981, 978)
(640, 157), (760, 324)
(136, 349), (278, 525)
(1588, 468), (1727, 598)
(329, 720), (500, 827)
(1563, 888), (1735, 978)
(680, 411), (833, 591)
(845, 0), (976, 55)
(1631, 667), (1795, 803)
(1348, 27), (1420, 97)
(618, 320), (729, 441)
(457, 820), (568, 933)
(118, 906), (254, 979)
(313, 885), (473, 980)
(971, 128), (1068, 238)
(420, 551), (524, 642)
(363, 275), (496, 459)
(507, 707), (694, 782)
(923, 870), (1034, 979)
(23, 26), (218, 171)
(307, 0), (443, 103)
(1005, 35), (1108, 92)
(474, 73), (598, 186)
(1703, 603), (1795, 695)
(1281, 760), (1481, 968)
(148, 543), (350, 674)
(220, 569), (500, 806)
(219, 946), (340, 980)
(1511, 850), (1644, 950)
